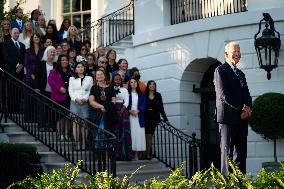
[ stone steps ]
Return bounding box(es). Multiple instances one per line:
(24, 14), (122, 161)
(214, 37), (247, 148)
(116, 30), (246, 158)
(1, 119), (171, 184)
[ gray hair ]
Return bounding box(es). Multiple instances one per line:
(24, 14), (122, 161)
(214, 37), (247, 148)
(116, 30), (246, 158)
(98, 56), (107, 63)
(225, 41), (239, 53)
(41, 46), (56, 62)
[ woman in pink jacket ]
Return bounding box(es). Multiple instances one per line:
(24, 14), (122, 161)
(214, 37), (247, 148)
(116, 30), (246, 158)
(48, 54), (73, 141)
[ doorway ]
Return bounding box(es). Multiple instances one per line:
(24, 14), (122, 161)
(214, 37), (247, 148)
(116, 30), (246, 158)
(199, 61), (221, 170)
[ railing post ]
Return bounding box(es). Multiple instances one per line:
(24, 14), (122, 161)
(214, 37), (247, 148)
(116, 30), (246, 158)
(0, 70), (8, 132)
(192, 132), (198, 174)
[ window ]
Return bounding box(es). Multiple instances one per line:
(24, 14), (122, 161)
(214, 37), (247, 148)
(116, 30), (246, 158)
(62, 0), (91, 30)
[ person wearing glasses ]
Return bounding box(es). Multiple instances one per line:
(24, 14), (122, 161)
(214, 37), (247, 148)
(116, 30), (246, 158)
(60, 41), (70, 55)
(67, 47), (77, 71)
(86, 54), (97, 77)
(97, 56), (112, 83)
(77, 44), (89, 61)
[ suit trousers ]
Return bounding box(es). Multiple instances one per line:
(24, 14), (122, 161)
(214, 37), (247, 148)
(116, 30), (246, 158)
(219, 122), (247, 176)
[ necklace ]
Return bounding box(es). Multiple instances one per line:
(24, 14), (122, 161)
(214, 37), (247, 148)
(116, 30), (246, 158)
(98, 82), (107, 101)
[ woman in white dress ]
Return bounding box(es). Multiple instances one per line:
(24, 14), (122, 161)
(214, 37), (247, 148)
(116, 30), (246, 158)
(128, 78), (146, 160)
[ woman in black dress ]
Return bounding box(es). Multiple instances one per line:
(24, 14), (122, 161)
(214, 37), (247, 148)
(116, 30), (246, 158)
(145, 80), (170, 160)
(89, 69), (116, 149)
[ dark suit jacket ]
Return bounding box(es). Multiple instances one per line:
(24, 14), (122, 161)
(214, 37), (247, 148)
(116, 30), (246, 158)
(35, 61), (56, 93)
(3, 39), (26, 77)
(214, 62), (252, 125)
(11, 20), (24, 33)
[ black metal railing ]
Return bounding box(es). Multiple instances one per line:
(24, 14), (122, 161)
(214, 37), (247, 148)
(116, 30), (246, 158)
(0, 68), (116, 176)
(80, 0), (134, 48)
(171, 0), (247, 25)
(153, 120), (201, 178)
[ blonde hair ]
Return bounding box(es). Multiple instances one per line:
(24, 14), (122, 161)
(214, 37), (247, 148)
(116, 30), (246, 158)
(67, 25), (81, 41)
(37, 15), (46, 28)
(0, 19), (11, 43)
(22, 21), (34, 39)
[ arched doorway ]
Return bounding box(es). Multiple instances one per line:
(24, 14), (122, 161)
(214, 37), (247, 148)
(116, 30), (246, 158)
(199, 61), (221, 170)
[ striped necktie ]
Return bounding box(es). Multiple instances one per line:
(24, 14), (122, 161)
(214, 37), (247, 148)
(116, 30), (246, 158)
(15, 41), (20, 51)
(233, 65), (244, 87)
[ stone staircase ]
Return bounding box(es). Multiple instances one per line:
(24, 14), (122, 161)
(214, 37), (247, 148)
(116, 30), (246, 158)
(0, 119), (171, 184)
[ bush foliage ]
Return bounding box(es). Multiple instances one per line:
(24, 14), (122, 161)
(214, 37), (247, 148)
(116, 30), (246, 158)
(249, 92), (284, 140)
(0, 0), (30, 23)
(9, 160), (284, 189)
(0, 143), (43, 188)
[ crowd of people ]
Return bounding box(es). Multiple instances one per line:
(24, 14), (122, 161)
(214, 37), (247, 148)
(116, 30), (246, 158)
(0, 8), (170, 161)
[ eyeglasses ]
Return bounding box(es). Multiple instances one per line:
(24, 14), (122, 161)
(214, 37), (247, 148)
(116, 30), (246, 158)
(99, 61), (107, 64)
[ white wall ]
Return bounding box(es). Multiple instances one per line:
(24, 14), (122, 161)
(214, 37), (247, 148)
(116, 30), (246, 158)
(95, 0), (130, 19)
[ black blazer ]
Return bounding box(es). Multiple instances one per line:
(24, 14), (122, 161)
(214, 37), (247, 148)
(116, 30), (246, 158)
(145, 92), (168, 122)
(35, 61), (56, 93)
(2, 39), (25, 76)
(214, 62), (252, 125)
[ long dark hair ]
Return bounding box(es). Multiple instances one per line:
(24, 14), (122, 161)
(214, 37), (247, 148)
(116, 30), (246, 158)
(67, 47), (77, 62)
(29, 33), (43, 54)
(45, 23), (58, 42)
(56, 54), (72, 73)
(106, 49), (116, 61)
(128, 78), (143, 96)
(59, 18), (70, 32)
(145, 80), (157, 97)
(73, 62), (86, 79)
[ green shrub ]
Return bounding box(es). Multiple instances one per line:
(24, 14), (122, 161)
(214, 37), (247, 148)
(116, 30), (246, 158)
(253, 163), (284, 189)
(10, 161), (85, 189)
(0, 143), (43, 188)
(249, 92), (284, 140)
(9, 160), (284, 189)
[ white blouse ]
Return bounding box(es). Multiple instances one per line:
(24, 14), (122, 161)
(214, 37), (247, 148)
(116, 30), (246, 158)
(45, 63), (53, 92)
(114, 86), (129, 108)
(68, 76), (93, 102)
(18, 33), (31, 49)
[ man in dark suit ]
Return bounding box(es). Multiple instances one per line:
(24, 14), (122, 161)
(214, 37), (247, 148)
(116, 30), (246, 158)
(214, 41), (252, 176)
(3, 28), (26, 113)
(10, 8), (24, 33)
(3, 28), (26, 80)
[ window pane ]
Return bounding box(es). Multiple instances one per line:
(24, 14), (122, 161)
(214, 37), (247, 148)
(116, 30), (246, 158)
(72, 0), (80, 12)
(73, 15), (81, 29)
(82, 0), (91, 11)
(63, 0), (71, 13)
(82, 14), (91, 40)
(63, 15), (71, 21)
(83, 14), (91, 26)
